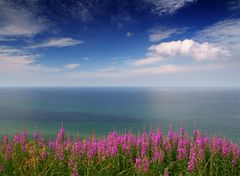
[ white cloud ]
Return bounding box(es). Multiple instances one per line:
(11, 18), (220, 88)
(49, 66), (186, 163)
(0, 0), (47, 37)
(132, 39), (229, 66)
(67, 63), (224, 79)
(132, 56), (165, 66)
(27, 38), (83, 49)
(128, 64), (224, 75)
(0, 50), (82, 75)
(0, 46), (25, 55)
(145, 0), (197, 15)
(96, 66), (118, 72)
(82, 57), (90, 61)
(0, 53), (63, 74)
(66, 1), (92, 22)
(64, 64), (81, 70)
(126, 32), (134, 38)
(148, 26), (187, 42)
(227, 0), (240, 11)
(195, 18), (240, 52)
(152, 39), (229, 61)
(149, 28), (176, 42)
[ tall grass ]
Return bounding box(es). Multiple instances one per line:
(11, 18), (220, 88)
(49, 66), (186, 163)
(0, 127), (239, 175)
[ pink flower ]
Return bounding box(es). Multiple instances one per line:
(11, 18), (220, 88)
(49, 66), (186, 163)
(5, 144), (12, 160)
(3, 135), (9, 144)
(33, 131), (38, 141)
(71, 172), (79, 176)
(221, 140), (229, 156)
(193, 130), (200, 141)
(0, 164), (3, 173)
(41, 151), (47, 160)
(164, 168), (169, 176)
(57, 128), (65, 143)
(135, 157), (142, 172)
(188, 144), (196, 172)
(177, 138), (188, 160)
(153, 148), (163, 162)
(180, 128), (184, 136)
(142, 156), (149, 173)
(13, 133), (20, 143)
(168, 128), (173, 140)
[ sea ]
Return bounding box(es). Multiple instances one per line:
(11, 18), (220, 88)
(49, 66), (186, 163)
(0, 87), (239, 141)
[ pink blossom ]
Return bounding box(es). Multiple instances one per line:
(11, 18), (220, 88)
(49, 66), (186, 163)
(33, 131), (38, 141)
(142, 156), (149, 173)
(188, 144), (196, 172)
(135, 156), (142, 172)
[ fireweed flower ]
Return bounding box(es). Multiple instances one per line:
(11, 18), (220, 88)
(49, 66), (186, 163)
(188, 144), (196, 172)
(164, 140), (171, 152)
(212, 137), (222, 153)
(193, 130), (200, 140)
(221, 140), (229, 156)
(20, 131), (27, 144)
(231, 145), (240, 166)
(3, 135), (9, 144)
(0, 127), (240, 175)
(5, 143), (12, 160)
(0, 165), (3, 173)
(13, 133), (20, 143)
(196, 136), (204, 159)
(168, 128), (173, 141)
(142, 156), (150, 173)
(71, 172), (79, 176)
(135, 156), (142, 172)
(180, 128), (184, 137)
(173, 132), (179, 145)
(153, 148), (163, 162)
(164, 168), (169, 176)
(177, 138), (188, 160)
(151, 128), (162, 147)
(33, 131), (38, 141)
(57, 128), (65, 143)
(41, 151), (47, 160)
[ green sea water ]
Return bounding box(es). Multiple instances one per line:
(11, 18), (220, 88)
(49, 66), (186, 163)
(0, 87), (239, 141)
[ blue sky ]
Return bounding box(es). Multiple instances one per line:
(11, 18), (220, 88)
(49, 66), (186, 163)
(0, 0), (240, 87)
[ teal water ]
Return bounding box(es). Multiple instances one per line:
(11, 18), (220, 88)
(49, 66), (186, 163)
(0, 87), (240, 141)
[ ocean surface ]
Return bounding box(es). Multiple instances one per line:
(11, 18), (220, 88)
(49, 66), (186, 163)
(0, 87), (240, 141)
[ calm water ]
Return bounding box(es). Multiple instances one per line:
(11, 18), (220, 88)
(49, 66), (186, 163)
(0, 87), (240, 141)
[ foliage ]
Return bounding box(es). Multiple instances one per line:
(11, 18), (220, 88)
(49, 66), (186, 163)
(0, 127), (239, 176)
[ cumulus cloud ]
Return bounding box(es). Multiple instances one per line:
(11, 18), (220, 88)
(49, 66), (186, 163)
(0, 0), (47, 37)
(149, 39), (229, 61)
(133, 39), (229, 65)
(64, 64), (81, 70)
(27, 38), (83, 49)
(145, 0), (197, 15)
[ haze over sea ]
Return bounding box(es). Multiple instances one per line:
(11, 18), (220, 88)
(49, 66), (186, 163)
(0, 87), (239, 141)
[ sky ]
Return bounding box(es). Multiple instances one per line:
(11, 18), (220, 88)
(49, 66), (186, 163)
(0, 0), (240, 87)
